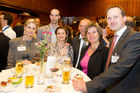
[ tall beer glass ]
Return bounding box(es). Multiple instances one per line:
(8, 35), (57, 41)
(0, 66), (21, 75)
(62, 57), (71, 84)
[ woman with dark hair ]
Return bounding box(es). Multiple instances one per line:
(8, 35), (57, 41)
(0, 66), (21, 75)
(77, 22), (108, 80)
(99, 20), (110, 47)
(47, 27), (73, 63)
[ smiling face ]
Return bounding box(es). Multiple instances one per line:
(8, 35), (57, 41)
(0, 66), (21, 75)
(56, 28), (67, 42)
(107, 7), (126, 32)
(87, 27), (100, 44)
(78, 19), (91, 38)
(24, 23), (36, 37)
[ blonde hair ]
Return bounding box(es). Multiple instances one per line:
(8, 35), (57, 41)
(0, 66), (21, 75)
(24, 18), (37, 27)
(24, 19), (37, 36)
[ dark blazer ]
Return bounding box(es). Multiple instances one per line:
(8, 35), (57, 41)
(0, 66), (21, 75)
(0, 33), (10, 71)
(86, 27), (140, 93)
(13, 25), (24, 37)
(71, 35), (81, 67)
(77, 42), (109, 79)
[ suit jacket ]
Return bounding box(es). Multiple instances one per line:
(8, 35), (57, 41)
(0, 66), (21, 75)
(71, 36), (81, 67)
(7, 37), (39, 68)
(86, 27), (140, 93)
(77, 42), (108, 79)
(13, 25), (24, 37)
(0, 33), (10, 71)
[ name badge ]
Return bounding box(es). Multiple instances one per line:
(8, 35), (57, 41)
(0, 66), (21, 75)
(111, 54), (119, 63)
(17, 46), (26, 51)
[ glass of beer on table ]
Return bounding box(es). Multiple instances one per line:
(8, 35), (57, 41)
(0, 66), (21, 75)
(62, 57), (71, 84)
(15, 60), (23, 78)
(24, 64), (34, 88)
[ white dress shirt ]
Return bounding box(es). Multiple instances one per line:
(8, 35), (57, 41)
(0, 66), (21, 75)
(114, 25), (127, 48)
(2, 25), (16, 39)
(75, 34), (88, 68)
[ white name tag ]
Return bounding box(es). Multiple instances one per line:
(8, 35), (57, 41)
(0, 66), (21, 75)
(111, 55), (119, 63)
(17, 46), (26, 51)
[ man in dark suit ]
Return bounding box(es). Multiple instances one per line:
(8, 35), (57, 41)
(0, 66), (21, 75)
(13, 24), (24, 37)
(0, 32), (10, 72)
(72, 6), (140, 93)
(71, 18), (91, 68)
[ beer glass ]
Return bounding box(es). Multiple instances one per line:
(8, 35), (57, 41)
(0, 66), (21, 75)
(25, 64), (34, 88)
(15, 60), (23, 77)
(62, 57), (71, 84)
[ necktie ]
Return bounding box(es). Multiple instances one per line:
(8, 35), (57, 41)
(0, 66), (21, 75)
(82, 38), (87, 48)
(106, 35), (118, 69)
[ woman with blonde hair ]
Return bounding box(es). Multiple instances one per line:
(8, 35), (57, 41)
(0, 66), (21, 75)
(7, 18), (39, 68)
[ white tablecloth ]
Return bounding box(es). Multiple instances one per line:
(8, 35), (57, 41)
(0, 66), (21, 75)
(0, 66), (91, 93)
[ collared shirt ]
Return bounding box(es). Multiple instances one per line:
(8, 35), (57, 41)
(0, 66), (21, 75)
(75, 34), (87, 68)
(37, 24), (58, 43)
(2, 25), (16, 39)
(114, 25), (127, 47)
(49, 24), (58, 43)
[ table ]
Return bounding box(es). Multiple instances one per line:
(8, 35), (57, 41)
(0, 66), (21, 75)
(0, 65), (91, 93)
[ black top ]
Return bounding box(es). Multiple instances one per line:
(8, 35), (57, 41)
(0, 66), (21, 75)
(71, 35), (81, 67)
(77, 42), (109, 79)
(0, 33), (10, 71)
(13, 25), (24, 37)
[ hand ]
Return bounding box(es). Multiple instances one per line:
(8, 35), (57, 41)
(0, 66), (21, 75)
(22, 60), (32, 65)
(64, 43), (70, 46)
(60, 46), (68, 56)
(72, 79), (87, 93)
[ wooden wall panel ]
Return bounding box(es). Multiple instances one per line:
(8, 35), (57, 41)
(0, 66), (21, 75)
(0, 0), (69, 25)
(89, 0), (140, 16)
(0, 0), (139, 25)
(0, 0), (69, 15)
(69, 0), (140, 17)
(0, 0), (139, 16)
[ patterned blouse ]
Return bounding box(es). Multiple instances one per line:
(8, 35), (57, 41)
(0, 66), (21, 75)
(47, 42), (74, 63)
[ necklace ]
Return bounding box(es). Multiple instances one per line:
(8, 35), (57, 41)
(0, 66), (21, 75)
(89, 46), (96, 51)
(88, 46), (96, 56)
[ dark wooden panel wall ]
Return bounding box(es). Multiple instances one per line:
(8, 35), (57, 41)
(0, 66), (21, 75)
(0, 0), (139, 25)
(0, 0), (69, 25)
(69, 0), (140, 16)
(0, 0), (69, 14)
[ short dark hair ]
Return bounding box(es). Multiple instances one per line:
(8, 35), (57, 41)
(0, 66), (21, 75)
(99, 21), (107, 29)
(50, 9), (60, 16)
(1, 12), (13, 25)
(106, 5), (125, 17)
